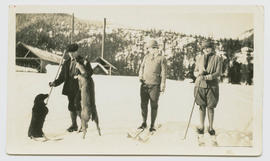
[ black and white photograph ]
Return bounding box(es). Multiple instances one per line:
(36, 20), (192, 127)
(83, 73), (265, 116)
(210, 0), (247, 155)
(6, 5), (263, 156)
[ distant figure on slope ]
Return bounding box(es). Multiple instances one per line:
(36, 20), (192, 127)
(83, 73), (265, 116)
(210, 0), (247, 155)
(49, 43), (82, 132)
(194, 40), (223, 136)
(138, 39), (167, 132)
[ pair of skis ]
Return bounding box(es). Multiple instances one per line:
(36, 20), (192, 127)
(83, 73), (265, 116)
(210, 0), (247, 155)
(197, 134), (218, 147)
(30, 135), (64, 142)
(127, 124), (161, 142)
(30, 130), (77, 142)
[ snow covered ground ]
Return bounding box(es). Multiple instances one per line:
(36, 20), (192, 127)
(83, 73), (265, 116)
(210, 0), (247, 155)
(7, 65), (254, 155)
(15, 65), (38, 73)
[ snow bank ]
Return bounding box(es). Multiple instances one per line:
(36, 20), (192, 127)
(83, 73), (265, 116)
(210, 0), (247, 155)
(16, 65), (38, 73)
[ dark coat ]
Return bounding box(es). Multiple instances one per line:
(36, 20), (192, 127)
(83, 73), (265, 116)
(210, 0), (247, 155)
(28, 94), (49, 138)
(53, 58), (93, 96)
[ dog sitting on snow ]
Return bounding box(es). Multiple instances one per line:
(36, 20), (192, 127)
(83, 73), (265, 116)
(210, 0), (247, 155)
(75, 56), (101, 139)
(28, 94), (49, 139)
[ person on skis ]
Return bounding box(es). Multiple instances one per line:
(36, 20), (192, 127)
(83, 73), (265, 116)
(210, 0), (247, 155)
(138, 39), (167, 132)
(194, 40), (223, 136)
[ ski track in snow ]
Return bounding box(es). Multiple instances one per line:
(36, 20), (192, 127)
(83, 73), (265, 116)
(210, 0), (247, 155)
(7, 65), (253, 155)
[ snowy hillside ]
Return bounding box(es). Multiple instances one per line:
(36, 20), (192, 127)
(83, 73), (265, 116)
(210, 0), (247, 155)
(7, 65), (253, 155)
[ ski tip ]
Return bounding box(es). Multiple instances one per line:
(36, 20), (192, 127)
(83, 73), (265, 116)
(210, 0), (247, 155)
(138, 137), (148, 143)
(198, 142), (206, 147)
(53, 138), (64, 141)
(127, 134), (132, 138)
(181, 137), (186, 141)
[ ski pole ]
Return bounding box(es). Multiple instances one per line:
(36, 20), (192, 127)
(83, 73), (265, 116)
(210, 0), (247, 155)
(183, 80), (201, 140)
(45, 51), (66, 105)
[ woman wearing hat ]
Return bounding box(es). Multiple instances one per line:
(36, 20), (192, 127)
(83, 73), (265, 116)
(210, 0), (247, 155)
(49, 43), (90, 132)
(138, 39), (167, 132)
(193, 40), (223, 136)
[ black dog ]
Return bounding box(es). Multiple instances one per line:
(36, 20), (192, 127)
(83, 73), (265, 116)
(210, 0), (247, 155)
(28, 94), (49, 138)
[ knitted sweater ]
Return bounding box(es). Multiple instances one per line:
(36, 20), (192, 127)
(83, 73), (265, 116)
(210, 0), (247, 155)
(139, 53), (167, 91)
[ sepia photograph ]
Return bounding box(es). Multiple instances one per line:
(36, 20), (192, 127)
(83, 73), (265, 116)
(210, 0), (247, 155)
(6, 5), (263, 156)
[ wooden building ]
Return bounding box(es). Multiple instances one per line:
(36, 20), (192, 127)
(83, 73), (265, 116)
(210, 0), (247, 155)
(16, 42), (61, 73)
(16, 42), (117, 75)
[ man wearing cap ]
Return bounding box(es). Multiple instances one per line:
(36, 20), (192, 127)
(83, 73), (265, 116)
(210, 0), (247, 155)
(138, 40), (167, 132)
(193, 40), (223, 136)
(49, 44), (91, 132)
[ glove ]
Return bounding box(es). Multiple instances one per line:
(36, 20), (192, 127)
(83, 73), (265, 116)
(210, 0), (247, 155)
(49, 82), (56, 87)
(203, 75), (212, 80)
(197, 75), (205, 81)
(199, 71), (208, 76)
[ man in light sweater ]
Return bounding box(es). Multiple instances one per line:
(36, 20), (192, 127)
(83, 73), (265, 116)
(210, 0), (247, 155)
(138, 40), (167, 132)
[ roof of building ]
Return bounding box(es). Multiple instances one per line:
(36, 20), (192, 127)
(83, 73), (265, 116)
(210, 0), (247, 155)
(17, 42), (62, 64)
(90, 62), (109, 74)
(94, 56), (117, 70)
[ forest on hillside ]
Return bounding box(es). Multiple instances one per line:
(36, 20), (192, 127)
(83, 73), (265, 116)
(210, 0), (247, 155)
(16, 13), (254, 85)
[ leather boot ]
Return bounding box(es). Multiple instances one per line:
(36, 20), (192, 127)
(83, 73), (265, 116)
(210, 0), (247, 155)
(67, 112), (78, 132)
